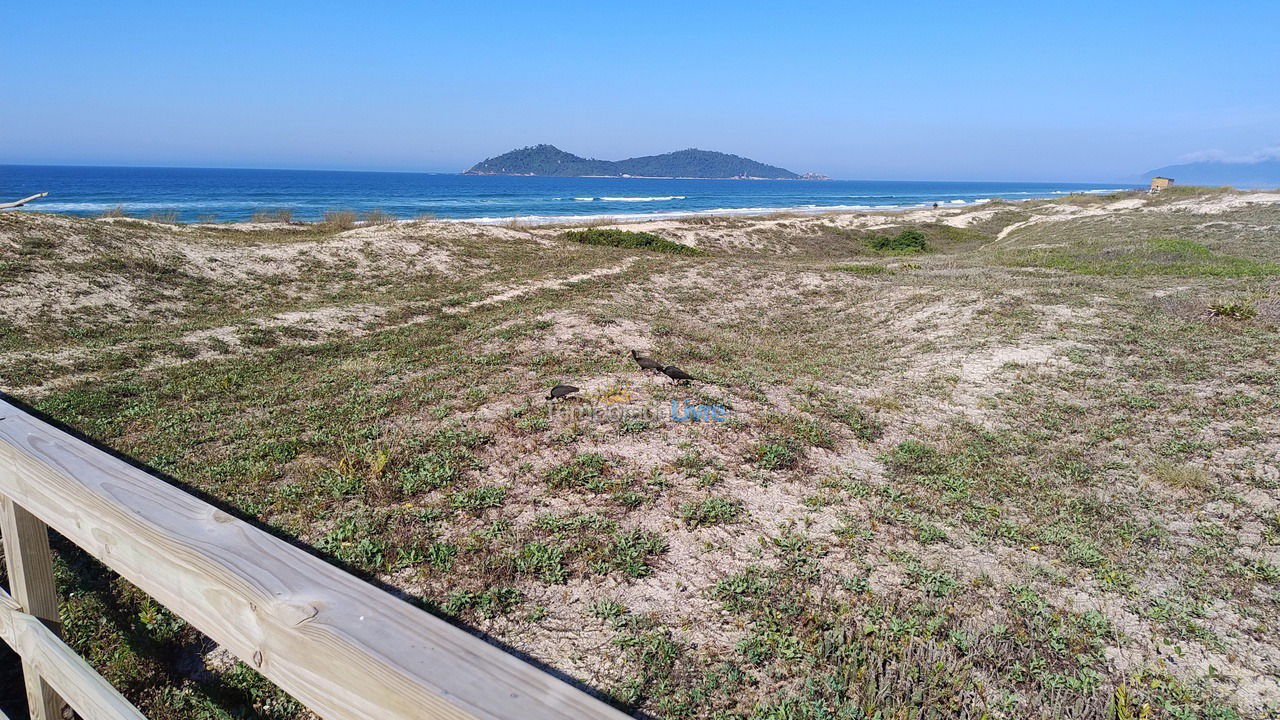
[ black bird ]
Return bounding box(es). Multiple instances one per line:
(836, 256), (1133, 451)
(631, 349), (663, 373)
(660, 365), (697, 384)
(546, 384), (580, 401)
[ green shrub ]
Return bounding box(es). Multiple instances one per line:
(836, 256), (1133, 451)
(545, 452), (610, 489)
(589, 598), (628, 620)
(515, 541), (568, 583)
(441, 587), (522, 618)
(603, 529), (668, 577)
(449, 484), (507, 511)
(399, 447), (475, 494)
(561, 228), (703, 255)
(869, 228), (929, 253)
(751, 436), (799, 470)
(1208, 301), (1257, 320)
(680, 496), (745, 528)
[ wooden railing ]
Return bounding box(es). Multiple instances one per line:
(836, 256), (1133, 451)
(0, 397), (630, 720)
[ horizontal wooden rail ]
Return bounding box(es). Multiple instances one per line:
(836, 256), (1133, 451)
(0, 586), (146, 719)
(0, 398), (630, 720)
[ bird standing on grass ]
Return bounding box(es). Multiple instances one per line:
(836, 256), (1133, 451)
(660, 365), (697, 384)
(546, 384), (580, 401)
(631, 349), (663, 373)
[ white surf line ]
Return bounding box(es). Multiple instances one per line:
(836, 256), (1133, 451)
(443, 257), (639, 314)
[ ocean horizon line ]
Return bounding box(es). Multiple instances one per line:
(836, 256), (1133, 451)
(0, 162), (1128, 186)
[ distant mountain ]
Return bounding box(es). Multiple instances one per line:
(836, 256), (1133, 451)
(465, 144), (801, 179)
(1140, 159), (1280, 188)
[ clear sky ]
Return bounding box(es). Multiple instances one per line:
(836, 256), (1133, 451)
(3, 1), (1277, 181)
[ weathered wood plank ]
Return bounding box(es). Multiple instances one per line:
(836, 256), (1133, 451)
(1, 496), (67, 720)
(0, 400), (630, 720)
(0, 192), (47, 210)
(0, 580), (21, 640)
(0, 586), (146, 720)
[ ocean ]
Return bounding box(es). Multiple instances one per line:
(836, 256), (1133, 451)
(1, 165), (1135, 224)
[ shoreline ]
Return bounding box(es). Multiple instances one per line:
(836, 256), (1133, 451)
(64, 187), (1138, 229)
(6, 164), (1139, 225)
(444, 188), (1132, 226)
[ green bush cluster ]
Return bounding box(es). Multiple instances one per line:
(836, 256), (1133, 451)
(869, 228), (929, 253)
(561, 228), (703, 255)
(1208, 301), (1258, 320)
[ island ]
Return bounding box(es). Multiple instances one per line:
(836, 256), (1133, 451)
(464, 144), (805, 179)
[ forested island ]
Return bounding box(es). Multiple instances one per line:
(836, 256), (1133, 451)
(464, 144), (802, 179)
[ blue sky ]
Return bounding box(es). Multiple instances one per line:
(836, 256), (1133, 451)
(3, 1), (1277, 181)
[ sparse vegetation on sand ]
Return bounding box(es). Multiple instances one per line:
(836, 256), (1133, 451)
(2, 188), (1279, 718)
(361, 209), (396, 225)
(831, 262), (891, 274)
(321, 209), (357, 230)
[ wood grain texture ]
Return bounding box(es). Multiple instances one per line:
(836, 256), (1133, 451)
(0, 400), (631, 720)
(1, 496), (67, 720)
(0, 586), (146, 720)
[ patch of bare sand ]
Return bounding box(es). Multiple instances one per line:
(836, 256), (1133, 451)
(854, 289), (1105, 425)
(445, 258), (639, 314)
(172, 226), (462, 281)
(1164, 192), (1280, 214)
(530, 311), (653, 354)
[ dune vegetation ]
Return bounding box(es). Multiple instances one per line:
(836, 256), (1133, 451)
(1, 188), (1278, 719)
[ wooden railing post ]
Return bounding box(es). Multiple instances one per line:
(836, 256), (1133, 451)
(0, 397), (632, 720)
(1, 497), (69, 720)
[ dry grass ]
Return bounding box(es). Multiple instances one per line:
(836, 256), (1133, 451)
(1150, 460), (1211, 490)
(322, 209), (357, 230)
(361, 209), (396, 225)
(252, 208), (295, 224)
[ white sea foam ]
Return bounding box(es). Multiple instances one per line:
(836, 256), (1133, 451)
(454, 202), (893, 226)
(30, 201), (261, 211)
(23, 184), (1132, 225)
(1050, 188), (1127, 195)
(458, 191), (1136, 225)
